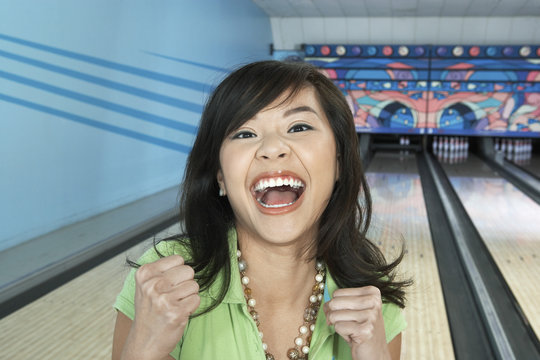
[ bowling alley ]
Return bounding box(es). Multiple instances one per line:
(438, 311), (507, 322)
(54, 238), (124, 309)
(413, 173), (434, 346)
(1, 1), (539, 359)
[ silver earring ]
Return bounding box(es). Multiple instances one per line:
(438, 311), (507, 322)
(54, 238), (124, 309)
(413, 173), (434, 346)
(219, 188), (225, 196)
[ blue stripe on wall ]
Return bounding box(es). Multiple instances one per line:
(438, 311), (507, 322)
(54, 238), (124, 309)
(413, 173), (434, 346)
(143, 52), (230, 73)
(0, 93), (192, 153)
(0, 49), (204, 113)
(0, 33), (213, 92)
(0, 70), (198, 134)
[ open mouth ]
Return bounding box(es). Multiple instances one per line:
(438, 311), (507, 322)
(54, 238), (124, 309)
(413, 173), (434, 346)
(252, 176), (306, 209)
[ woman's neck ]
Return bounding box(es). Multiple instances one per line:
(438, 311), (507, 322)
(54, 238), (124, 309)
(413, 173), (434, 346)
(236, 231), (317, 306)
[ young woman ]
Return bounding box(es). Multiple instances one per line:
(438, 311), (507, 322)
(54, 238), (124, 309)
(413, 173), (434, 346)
(112, 60), (409, 360)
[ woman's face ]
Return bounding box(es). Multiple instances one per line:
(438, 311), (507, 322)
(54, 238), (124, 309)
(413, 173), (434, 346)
(217, 86), (339, 247)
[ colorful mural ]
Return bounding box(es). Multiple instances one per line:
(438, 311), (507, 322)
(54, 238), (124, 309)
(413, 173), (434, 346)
(305, 45), (540, 137)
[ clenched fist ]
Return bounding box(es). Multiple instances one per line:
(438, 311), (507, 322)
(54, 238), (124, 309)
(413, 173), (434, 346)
(324, 286), (390, 360)
(122, 255), (200, 360)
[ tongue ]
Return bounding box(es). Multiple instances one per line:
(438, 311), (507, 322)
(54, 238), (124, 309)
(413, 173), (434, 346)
(261, 188), (298, 206)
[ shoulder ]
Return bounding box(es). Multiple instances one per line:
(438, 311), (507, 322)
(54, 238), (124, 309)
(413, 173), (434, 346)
(381, 301), (407, 343)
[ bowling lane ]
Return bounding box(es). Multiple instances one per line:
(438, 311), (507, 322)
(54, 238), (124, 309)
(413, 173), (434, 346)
(440, 154), (540, 339)
(513, 152), (540, 179)
(366, 151), (454, 360)
(0, 224), (181, 359)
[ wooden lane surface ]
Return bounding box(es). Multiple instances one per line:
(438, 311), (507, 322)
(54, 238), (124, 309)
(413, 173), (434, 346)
(0, 224), (180, 360)
(444, 156), (540, 339)
(366, 152), (454, 360)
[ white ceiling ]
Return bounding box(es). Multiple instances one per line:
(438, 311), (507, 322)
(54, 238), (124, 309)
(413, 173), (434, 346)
(252, 0), (540, 17)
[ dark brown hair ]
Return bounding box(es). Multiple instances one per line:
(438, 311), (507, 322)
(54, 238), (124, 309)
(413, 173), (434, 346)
(160, 60), (409, 315)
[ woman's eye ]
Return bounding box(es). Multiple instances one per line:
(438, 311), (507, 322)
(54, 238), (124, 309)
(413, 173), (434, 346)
(288, 124), (313, 133)
(232, 131), (256, 139)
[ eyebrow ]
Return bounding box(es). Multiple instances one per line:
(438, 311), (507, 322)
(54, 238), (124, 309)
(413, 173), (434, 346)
(283, 106), (319, 118)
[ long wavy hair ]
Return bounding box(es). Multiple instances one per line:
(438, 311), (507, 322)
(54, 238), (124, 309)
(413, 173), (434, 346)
(159, 60), (409, 316)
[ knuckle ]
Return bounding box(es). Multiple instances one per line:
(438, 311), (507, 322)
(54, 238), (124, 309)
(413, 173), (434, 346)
(327, 300), (337, 311)
(140, 277), (159, 295)
(185, 265), (195, 279)
(182, 294), (201, 317)
(156, 278), (171, 292)
(136, 264), (151, 279)
(181, 280), (199, 295)
(191, 294), (201, 309)
(327, 312), (335, 323)
(170, 254), (185, 264)
(367, 285), (380, 296)
(372, 296), (382, 310)
(154, 293), (173, 313)
(191, 280), (200, 293)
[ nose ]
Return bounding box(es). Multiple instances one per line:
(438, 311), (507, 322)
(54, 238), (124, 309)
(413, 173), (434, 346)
(256, 134), (290, 160)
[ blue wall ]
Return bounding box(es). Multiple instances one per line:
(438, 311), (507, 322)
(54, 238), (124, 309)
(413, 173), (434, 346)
(0, 0), (272, 251)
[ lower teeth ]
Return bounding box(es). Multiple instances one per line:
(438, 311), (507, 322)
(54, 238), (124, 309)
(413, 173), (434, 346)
(258, 199), (295, 208)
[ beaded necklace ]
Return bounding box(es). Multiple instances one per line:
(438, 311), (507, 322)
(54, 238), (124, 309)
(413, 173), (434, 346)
(236, 249), (326, 360)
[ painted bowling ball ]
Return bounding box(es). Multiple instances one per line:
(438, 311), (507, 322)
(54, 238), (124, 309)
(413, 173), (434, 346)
(336, 45), (346, 56)
(379, 102), (415, 128)
(502, 46), (514, 56)
(367, 46), (377, 56)
(320, 45), (331, 56)
(486, 47), (497, 57)
(351, 46), (362, 56)
(519, 46), (531, 57)
(398, 46), (409, 56)
(414, 46), (425, 56)
(452, 46), (464, 57)
(304, 45), (316, 56)
(383, 46), (393, 56)
(436, 47), (448, 56)
(439, 104), (476, 129)
(469, 46), (480, 57)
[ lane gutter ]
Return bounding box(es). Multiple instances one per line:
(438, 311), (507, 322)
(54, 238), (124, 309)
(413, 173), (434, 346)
(417, 151), (540, 359)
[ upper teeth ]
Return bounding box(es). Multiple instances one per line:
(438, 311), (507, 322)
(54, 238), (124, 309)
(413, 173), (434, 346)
(253, 177), (304, 192)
